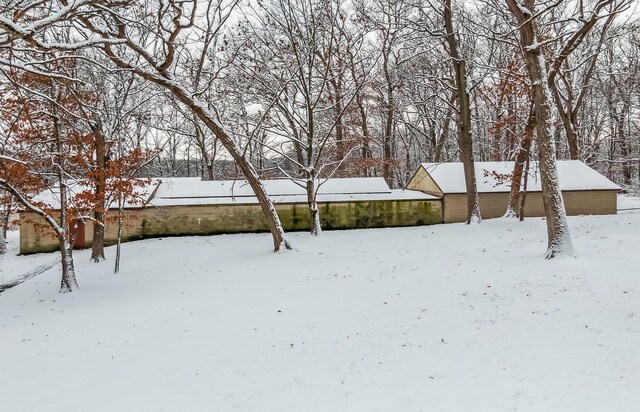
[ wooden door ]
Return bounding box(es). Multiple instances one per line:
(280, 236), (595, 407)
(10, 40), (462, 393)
(70, 219), (85, 249)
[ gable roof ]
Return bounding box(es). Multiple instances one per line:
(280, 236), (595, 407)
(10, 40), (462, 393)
(417, 160), (620, 194)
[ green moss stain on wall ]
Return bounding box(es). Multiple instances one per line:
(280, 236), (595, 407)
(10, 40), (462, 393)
(20, 200), (442, 253)
(322, 200), (440, 229)
(134, 200), (441, 239)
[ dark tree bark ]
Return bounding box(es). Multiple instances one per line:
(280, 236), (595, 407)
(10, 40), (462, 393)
(506, 106), (535, 217)
(165, 81), (291, 250)
(87, 18), (292, 251)
(547, 7), (618, 160)
(91, 120), (107, 262)
(0, 210), (6, 255)
(614, 108), (632, 185)
(349, 59), (372, 176)
(433, 90), (456, 163)
(382, 50), (395, 187)
(328, 71), (345, 161)
(518, 155), (530, 221)
(114, 194), (124, 274)
(444, 0), (481, 223)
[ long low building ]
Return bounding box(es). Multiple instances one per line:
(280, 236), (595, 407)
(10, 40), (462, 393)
(19, 177), (442, 254)
(406, 160), (620, 223)
(19, 161), (620, 253)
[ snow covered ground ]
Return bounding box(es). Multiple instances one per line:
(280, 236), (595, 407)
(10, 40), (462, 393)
(2, 199), (640, 411)
(619, 193), (640, 210)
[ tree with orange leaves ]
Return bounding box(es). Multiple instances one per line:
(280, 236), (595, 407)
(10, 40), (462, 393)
(0, 69), (94, 290)
(1, 64), (155, 289)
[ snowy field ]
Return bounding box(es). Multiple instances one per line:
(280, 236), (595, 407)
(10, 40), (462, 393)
(2, 197), (640, 411)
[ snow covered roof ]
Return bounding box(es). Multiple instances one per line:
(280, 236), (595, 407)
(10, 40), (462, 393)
(150, 177), (438, 206)
(31, 179), (158, 210)
(419, 160), (620, 194)
(28, 177), (437, 211)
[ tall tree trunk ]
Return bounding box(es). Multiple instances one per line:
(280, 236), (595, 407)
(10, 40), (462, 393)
(518, 155), (530, 221)
(0, 210), (6, 255)
(491, 94), (506, 161)
(555, 101), (580, 160)
(506, 107), (535, 217)
(356, 87), (371, 177)
(507, 0), (574, 258)
(548, 11), (617, 161)
(434, 92), (455, 163)
(93, 13), (291, 251)
(56, 163), (78, 292)
(331, 78), (344, 161)
(305, 173), (321, 236)
(616, 111), (631, 185)
(56, 160), (78, 292)
(303, 93), (322, 236)
(114, 126), (125, 274)
(59, 227), (77, 292)
(119, 70), (291, 251)
(549, 78), (580, 160)
(50, 83), (79, 291)
(114, 193), (124, 274)
(91, 120), (107, 262)
(194, 124), (215, 181)
(382, 46), (395, 187)
(350, 59), (372, 177)
(444, 0), (481, 224)
(383, 93), (394, 187)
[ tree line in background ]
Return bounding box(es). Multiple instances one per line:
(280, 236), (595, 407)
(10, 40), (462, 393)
(0, 0), (638, 291)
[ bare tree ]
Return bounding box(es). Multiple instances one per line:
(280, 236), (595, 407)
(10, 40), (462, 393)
(547, 1), (632, 160)
(594, 29), (639, 186)
(505, 104), (535, 218)
(0, 197), (6, 254)
(232, 0), (369, 235)
(0, 78), (83, 292)
(356, 0), (414, 187)
(442, 0), (481, 223)
(505, 0), (574, 258)
(72, 0), (291, 251)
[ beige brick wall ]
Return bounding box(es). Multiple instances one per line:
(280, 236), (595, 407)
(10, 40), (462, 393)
(443, 190), (617, 223)
(19, 209), (146, 254)
(20, 199), (443, 254)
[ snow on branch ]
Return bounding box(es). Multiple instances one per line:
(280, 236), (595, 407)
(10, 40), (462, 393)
(516, 1), (533, 17)
(0, 155), (27, 164)
(0, 0), (125, 52)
